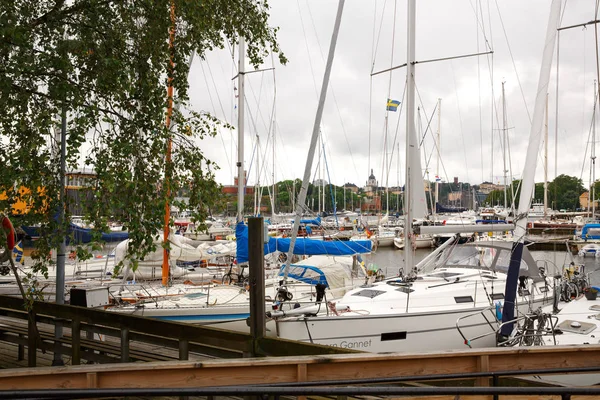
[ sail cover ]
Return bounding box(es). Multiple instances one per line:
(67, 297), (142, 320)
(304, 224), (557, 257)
(236, 222), (371, 263)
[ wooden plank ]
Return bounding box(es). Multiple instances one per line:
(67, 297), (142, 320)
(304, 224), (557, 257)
(297, 363), (307, 400)
(86, 372), (97, 388)
(476, 354), (490, 387)
(0, 345), (599, 390)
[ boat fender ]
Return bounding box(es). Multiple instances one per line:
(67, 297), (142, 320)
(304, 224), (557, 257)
(495, 301), (502, 321)
(1, 216), (15, 251)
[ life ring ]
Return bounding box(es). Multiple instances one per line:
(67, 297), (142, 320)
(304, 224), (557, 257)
(1, 216), (15, 251)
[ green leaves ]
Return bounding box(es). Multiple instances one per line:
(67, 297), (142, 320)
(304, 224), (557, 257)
(2, 0), (284, 274)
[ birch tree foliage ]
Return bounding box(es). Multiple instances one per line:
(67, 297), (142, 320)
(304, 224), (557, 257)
(0, 0), (286, 274)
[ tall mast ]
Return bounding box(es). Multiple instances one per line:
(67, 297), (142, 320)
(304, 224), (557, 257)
(593, 80), (597, 219)
(384, 0), (398, 218)
(544, 92), (549, 218)
(255, 135), (260, 215)
(272, 90), (276, 216)
(404, 0), (416, 272)
(283, 0), (345, 280)
(236, 38), (246, 223)
(435, 98), (441, 213)
(317, 137), (321, 213)
(502, 81), (508, 210)
(397, 140), (400, 213)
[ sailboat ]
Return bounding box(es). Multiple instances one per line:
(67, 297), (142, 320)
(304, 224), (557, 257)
(272, 0), (558, 353)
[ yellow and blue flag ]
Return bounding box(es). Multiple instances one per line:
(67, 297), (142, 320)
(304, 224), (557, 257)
(386, 99), (400, 112)
(12, 241), (24, 265)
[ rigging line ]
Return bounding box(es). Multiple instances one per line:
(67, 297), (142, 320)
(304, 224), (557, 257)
(493, 0), (531, 124)
(484, 0), (493, 184)
(578, 87), (599, 184)
(371, 0), (389, 74)
(389, 81), (408, 185)
(468, 0), (493, 52)
(595, 0), (600, 123)
(297, 0), (320, 99)
(382, 0), (398, 196)
(322, 141), (338, 227)
(422, 106), (440, 174)
(199, 62), (232, 174)
(245, 73), (273, 137)
(305, 0), (360, 179)
(368, 0), (380, 179)
(450, 60), (470, 184)
(475, 0), (483, 190)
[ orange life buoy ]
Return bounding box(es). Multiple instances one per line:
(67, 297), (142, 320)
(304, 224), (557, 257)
(1, 216), (15, 251)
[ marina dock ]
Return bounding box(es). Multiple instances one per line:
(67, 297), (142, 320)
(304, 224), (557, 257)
(0, 294), (599, 398)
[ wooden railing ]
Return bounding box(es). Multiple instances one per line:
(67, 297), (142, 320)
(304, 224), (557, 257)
(0, 294), (354, 367)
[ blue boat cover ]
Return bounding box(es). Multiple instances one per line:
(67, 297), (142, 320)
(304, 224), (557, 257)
(69, 224), (129, 244)
(277, 263), (328, 286)
(289, 216), (322, 226)
(581, 224), (600, 240)
(236, 221), (371, 263)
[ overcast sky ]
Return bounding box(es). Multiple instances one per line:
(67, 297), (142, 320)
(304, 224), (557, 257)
(187, 0), (600, 191)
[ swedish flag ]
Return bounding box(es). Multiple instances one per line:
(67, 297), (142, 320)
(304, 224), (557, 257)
(386, 99), (400, 112)
(12, 241), (24, 265)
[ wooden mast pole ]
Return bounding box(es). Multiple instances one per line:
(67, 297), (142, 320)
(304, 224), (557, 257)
(163, 0), (176, 286)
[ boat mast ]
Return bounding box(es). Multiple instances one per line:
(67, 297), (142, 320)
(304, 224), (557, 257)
(317, 137), (321, 213)
(544, 92), (549, 218)
(272, 85), (276, 216)
(501, 0), (561, 336)
(404, 0), (416, 272)
(255, 135), (260, 215)
(397, 141), (400, 213)
(593, 80), (597, 220)
(435, 98), (441, 214)
(236, 38), (246, 223)
(502, 81), (508, 210)
(283, 0), (345, 280)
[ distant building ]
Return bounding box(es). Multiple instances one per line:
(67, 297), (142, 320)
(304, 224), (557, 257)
(580, 192), (599, 209)
(344, 183), (359, 194)
(364, 169), (378, 195)
(479, 181), (505, 195)
(361, 195), (381, 213)
(222, 186), (254, 195)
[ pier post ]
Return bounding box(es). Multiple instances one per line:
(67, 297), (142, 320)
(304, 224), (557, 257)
(27, 313), (36, 367)
(72, 319), (81, 365)
(248, 217), (266, 356)
(120, 328), (129, 362)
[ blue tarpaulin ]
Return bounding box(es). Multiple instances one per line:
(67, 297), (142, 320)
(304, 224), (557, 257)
(289, 216), (321, 226)
(236, 222), (371, 263)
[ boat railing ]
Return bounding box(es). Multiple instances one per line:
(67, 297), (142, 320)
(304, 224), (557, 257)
(495, 310), (558, 347)
(457, 306), (559, 349)
(455, 305), (499, 348)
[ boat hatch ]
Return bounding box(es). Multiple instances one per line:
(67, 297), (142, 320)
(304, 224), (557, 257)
(490, 293), (505, 300)
(454, 296), (474, 303)
(351, 289), (386, 298)
(395, 287), (414, 294)
(556, 320), (596, 335)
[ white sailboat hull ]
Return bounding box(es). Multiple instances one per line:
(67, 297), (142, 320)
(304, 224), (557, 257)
(276, 294), (551, 353)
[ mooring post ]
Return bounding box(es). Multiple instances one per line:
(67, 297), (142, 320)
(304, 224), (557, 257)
(179, 339), (189, 361)
(120, 328), (129, 362)
(72, 319), (81, 365)
(27, 313), (36, 367)
(248, 217), (266, 357)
